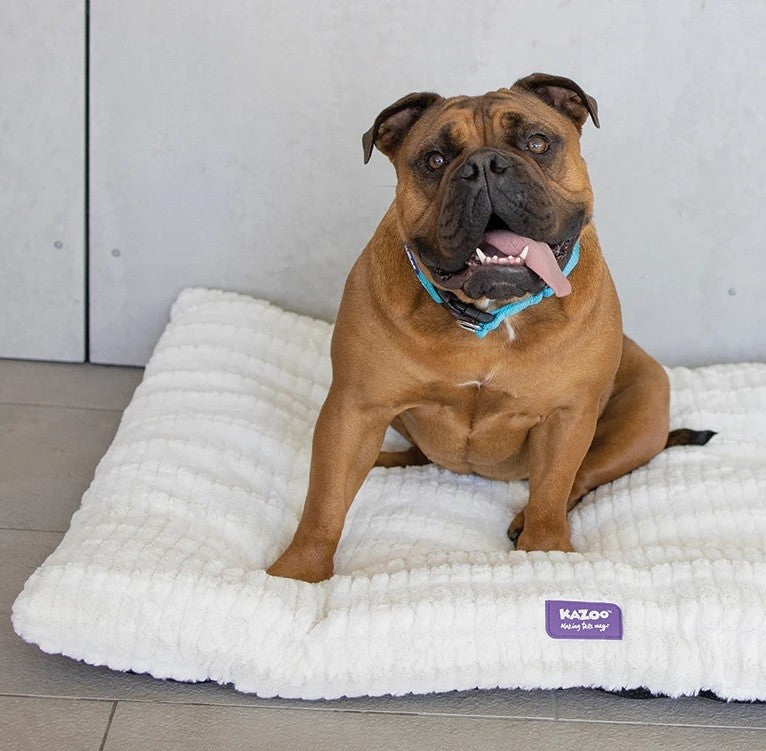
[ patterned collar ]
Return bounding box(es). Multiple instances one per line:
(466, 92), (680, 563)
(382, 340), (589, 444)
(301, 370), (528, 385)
(403, 241), (581, 338)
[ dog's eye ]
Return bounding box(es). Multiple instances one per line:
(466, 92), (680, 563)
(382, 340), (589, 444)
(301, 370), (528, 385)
(526, 134), (549, 154)
(426, 151), (446, 170)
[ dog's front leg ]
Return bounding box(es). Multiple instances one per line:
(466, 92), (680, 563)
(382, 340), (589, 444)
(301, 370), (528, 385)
(515, 405), (599, 553)
(267, 387), (393, 582)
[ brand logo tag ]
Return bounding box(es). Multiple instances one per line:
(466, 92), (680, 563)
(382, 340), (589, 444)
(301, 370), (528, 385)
(545, 600), (623, 640)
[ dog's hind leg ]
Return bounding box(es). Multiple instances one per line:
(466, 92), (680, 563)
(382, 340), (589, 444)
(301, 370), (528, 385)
(509, 335), (713, 543)
(374, 445), (431, 468)
(374, 415), (431, 468)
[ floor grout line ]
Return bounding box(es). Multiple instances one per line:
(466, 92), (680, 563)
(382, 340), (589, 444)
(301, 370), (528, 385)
(0, 358), (142, 372)
(97, 701), (117, 751)
(0, 526), (67, 534)
(0, 692), (763, 730)
(0, 399), (126, 413)
(551, 716), (766, 730)
(105, 700), (557, 723)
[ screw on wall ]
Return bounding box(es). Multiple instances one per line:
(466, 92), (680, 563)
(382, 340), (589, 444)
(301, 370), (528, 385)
(728, 288), (737, 296)
(53, 240), (63, 248)
(111, 248), (121, 257)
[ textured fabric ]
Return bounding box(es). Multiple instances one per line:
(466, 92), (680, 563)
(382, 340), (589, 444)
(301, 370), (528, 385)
(12, 288), (766, 700)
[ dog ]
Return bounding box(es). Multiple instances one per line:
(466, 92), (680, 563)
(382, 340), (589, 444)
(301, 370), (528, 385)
(267, 73), (714, 582)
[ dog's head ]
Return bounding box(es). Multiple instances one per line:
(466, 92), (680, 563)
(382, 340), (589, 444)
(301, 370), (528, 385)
(363, 73), (599, 301)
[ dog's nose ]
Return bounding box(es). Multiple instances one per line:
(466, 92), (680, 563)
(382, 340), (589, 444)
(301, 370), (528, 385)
(460, 150), (510, 180)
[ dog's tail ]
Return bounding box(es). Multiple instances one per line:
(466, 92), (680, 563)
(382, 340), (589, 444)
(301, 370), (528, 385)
(665, 428), (717, 448)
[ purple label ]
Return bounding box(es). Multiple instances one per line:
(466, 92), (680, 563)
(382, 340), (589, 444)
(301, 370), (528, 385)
(545, 600), (623, 640)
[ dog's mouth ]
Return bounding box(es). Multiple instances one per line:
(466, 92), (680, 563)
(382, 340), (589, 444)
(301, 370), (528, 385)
(429, 213), (577, 297)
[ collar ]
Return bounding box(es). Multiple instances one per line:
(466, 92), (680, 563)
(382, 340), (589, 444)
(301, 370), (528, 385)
(404, 241), (581, 338)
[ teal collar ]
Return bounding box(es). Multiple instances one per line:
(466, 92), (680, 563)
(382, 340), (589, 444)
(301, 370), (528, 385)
(404, 241), (581, 338)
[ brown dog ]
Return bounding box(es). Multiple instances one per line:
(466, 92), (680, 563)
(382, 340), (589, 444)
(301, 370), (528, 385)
(268, 73), (713, 582)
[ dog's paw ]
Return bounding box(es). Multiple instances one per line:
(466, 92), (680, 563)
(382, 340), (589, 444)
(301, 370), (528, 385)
(514, 528), (575, 553)
(266, 542), (335, 583)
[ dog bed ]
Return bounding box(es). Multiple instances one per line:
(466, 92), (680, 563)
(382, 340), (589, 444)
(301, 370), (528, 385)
(12, 288), (766, 700)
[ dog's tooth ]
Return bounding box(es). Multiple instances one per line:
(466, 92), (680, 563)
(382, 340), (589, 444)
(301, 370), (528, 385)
(476, 248), (487, 263)
(520, 245), (529, 261)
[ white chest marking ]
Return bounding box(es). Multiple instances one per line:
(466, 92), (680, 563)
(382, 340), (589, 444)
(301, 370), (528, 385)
(457, 380), (485, 388)
(457, 366), (499, 390)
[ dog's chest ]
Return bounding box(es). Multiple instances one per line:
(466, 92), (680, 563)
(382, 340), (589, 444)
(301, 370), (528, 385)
(400, 372), (543, 478)
(425, 372), (542, 426)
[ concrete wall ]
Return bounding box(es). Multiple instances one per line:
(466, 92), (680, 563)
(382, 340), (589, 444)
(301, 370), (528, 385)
(0, 0), (85, 361)
(18, 0), (766, 366)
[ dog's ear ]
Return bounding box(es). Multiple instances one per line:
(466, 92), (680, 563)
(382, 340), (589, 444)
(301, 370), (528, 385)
(513, 73), (599, 131)
(362, 92), (442, 164)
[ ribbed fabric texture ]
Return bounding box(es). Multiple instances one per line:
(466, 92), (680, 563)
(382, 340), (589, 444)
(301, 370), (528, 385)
(12, 289), (766, 700)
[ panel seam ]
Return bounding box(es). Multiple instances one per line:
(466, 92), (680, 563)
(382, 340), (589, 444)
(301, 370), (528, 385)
(84, 0), (91, 361)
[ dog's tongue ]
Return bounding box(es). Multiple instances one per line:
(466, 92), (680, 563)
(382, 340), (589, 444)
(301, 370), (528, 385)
(481, 230), (572, 297)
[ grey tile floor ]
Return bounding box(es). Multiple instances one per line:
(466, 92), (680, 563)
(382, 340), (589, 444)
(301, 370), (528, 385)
(1, 358), (765, 750)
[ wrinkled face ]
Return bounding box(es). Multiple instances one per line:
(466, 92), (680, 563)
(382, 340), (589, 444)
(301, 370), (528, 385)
(390, 88), (594, 301)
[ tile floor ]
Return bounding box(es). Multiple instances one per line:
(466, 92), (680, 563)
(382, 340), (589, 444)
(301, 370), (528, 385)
(1, 358), (765, 750)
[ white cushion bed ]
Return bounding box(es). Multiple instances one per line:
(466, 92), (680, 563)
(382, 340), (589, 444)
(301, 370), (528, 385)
(12, 288), (766, 701)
